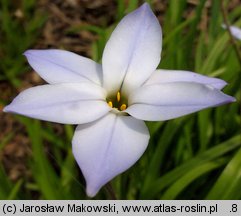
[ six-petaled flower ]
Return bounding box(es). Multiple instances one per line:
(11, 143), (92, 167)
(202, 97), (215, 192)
(4, 3), (235, 197)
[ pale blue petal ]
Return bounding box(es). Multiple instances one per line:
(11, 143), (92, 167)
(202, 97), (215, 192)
(72, 113), (149, 197)
(24, 49), (102, 85)
(145, 69), (227, 89)
(102, 3), (162, 95)
(222, 24), (241, 40)
(126, 82), (236, 121)
(4, 83), (110, 124)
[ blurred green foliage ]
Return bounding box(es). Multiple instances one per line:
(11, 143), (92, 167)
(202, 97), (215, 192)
(0, 0), (240, 199)
(0, 0), (46, 87)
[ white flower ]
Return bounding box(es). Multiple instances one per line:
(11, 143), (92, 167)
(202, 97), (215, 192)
(222, 24), (241, 40)
(4, 3), (235, 197)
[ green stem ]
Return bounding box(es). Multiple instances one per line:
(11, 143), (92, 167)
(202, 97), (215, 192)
(105, 182), (117, 200)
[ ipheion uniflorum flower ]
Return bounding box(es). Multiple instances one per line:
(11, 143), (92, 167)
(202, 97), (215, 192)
(4, 3), (235, 197)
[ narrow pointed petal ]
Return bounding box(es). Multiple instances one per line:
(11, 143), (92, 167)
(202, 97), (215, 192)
(72, 113), (149, 197)
(126, 82), (236, 121)
(222, 24), (241, 40)
(102, 3), (162, 95)
(145, 69), (227, 89)
(229, 26), (241, 40)
(4, 83), (110, 124)
(24, 49), (102, 85)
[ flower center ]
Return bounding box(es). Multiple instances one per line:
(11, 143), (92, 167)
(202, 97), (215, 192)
(107, 91), (127, 111)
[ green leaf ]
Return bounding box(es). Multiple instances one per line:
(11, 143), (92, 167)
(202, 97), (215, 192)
(206, 146), (241, 199)
(141, 135), (240, 198)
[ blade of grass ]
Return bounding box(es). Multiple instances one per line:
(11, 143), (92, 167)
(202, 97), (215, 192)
(161, 157), (228, 199)
(24, 118), (65, 199)
(206, 146), (241, 199)
(141, 135), (240, 198)
(7, 179), (23, 200)
(141, 117), (188, 197)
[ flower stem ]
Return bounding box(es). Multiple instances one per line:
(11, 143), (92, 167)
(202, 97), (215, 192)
(221, 0), (241, 65)
(105, 182), (117, 200)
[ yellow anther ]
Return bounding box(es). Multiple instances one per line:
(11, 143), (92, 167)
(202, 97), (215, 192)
(120, 104), (127, 111)
(108, 101), (113, 108)
(117, 91), (121, 102)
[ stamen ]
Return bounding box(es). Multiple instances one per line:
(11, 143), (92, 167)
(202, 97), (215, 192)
(108, 101), (113, 108)
(107, 92), (127, 111)
(117, 91), (121, 102)
(120, 104), (127, 111)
